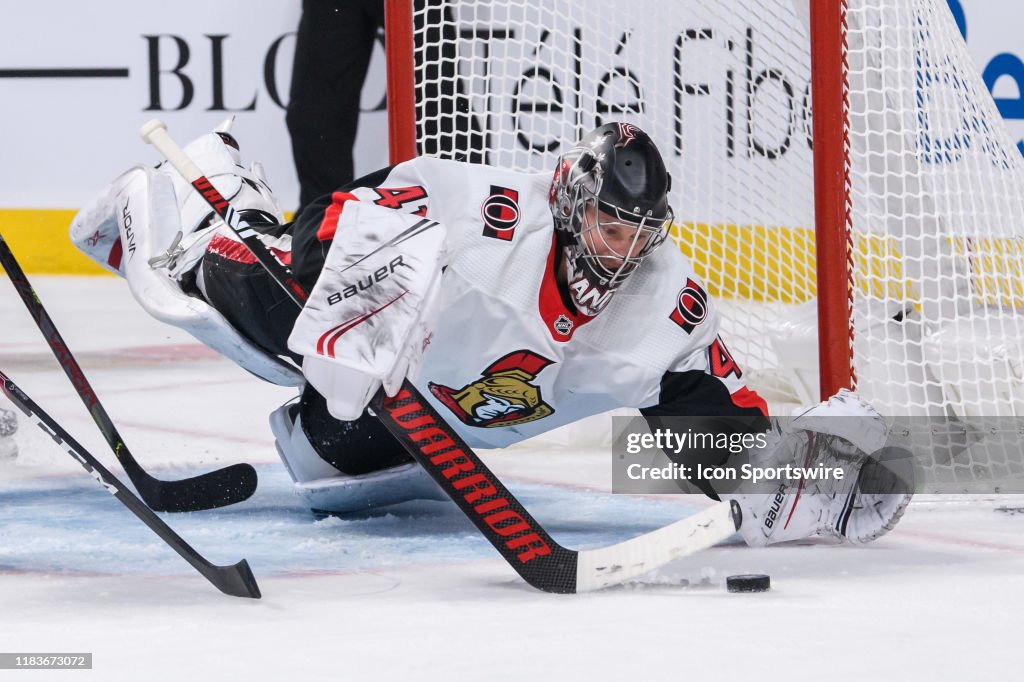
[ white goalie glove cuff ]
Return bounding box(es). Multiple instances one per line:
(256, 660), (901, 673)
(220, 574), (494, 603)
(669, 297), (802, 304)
(288, 202), (448, 421)
(784, 388), (890, 456)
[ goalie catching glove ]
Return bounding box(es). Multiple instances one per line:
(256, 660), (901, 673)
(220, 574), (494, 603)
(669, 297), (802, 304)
(726, 389), (913, 546)
(287, 201), (448, 421)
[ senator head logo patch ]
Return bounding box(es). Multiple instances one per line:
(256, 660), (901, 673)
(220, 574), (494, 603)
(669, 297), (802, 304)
(428, 350), (554, 428)
(481, 185), (521, 241)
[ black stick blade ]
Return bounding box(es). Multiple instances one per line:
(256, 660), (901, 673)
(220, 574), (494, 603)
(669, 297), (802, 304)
(0, 371), (262, 599)
(204, 559), (261, 599)
(136, 462), (259, 513)
(0, 234), (259, 514)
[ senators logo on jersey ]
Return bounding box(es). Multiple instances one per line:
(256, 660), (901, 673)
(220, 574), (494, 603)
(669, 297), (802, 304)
(669, 278), (709, 333)
(428, 350), (555, 427)
(481, 185), (521, 241)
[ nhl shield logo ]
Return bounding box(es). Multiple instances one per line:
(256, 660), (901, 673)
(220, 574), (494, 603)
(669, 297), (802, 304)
(553, 314), (573, 336)
(428, 350), (555, 428)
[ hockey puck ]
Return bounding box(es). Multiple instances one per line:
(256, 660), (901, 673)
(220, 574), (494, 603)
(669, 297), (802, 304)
(726, 574), (771, 593)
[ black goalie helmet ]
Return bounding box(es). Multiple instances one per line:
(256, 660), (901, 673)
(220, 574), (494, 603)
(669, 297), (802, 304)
(549, 122), (674, 316)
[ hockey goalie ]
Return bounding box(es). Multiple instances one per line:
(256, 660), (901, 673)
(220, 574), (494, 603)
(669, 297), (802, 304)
(70, 120), (910, 546)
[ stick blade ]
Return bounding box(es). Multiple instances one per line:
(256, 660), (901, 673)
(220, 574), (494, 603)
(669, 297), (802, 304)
(138, 463), (258, 513)
(574, 501), (741, 593)
(205, 558), (261, 599)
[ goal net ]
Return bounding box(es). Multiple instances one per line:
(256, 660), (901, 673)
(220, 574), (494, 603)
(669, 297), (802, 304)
(386, 0), (1024, 491)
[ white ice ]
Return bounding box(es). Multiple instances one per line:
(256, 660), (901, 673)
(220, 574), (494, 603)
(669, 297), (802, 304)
(1, 277), (1022, 681)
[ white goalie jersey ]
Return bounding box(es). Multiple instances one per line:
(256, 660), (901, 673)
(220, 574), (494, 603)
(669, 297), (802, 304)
(287, 156), (767, 450)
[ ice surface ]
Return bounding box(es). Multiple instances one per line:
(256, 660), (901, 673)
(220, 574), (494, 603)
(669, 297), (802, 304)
(1, 278), (1023, 681)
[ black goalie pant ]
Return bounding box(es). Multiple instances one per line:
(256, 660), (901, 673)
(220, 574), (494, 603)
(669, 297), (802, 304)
(197, 225), (414, 476)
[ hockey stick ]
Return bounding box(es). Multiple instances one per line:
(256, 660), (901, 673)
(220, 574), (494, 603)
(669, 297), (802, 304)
(141, 118), (741, 593)
(0, 235), (258, 512)
(0, 370), (260, 598)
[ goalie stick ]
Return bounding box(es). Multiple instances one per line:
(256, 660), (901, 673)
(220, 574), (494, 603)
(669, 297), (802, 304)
(140, 118), (742, 593)
(0, 370), (260, 598)
(0, 235), (258, 513)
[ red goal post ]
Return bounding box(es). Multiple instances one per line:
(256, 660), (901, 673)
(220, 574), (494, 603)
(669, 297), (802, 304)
(809, 0), (855, 401)
(385, 0), (418, 165)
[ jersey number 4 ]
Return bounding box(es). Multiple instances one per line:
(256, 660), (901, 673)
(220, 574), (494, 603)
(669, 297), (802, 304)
(373, 186), (428, 216)
(709, 336), (742, 379)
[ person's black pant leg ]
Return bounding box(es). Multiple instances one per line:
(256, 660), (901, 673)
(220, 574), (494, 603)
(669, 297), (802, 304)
(286, 0), (384, 213)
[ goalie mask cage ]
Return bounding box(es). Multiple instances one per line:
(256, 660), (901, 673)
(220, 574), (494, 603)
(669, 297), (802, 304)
(385, 0), (1024, 490)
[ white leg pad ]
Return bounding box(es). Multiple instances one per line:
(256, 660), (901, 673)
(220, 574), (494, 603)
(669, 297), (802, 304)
(70, 123), (303, 387)
(70, 166), (303, 387)
(296, 463), (447, 515)
(269, 401), (344, 483)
